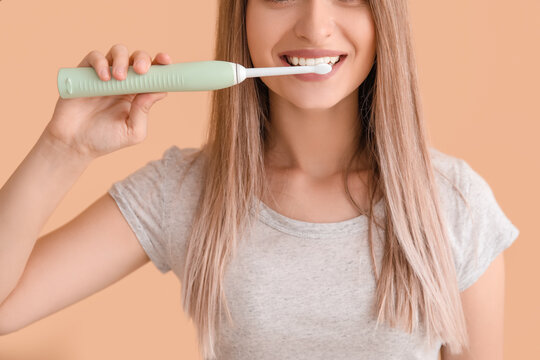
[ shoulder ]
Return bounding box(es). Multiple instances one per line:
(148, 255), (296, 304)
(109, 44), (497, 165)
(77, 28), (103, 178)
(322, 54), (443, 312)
(155, 145), (208, 274)
(427, 146), (491, 228)
(428, 147), (470, 207)
(428, 146), (497, 205)
(428, 147), (519, 291)
(161, 145), (205, 170)
(429, 147), (467, 185)
(159, 145), (206, 182)
(427, 147), (485, 251)
(158, 144), (207, 199)
(428, 146), (510, 221)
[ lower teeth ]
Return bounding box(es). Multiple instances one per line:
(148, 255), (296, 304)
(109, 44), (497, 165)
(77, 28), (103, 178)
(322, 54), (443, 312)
(289, 62), (336, 66)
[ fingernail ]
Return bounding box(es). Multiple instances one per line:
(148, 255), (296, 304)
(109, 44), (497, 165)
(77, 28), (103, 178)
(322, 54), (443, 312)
(100, 69), (109, 79)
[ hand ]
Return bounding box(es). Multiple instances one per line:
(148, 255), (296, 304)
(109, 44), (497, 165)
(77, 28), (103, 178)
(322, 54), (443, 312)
(44, 44), (172, 161)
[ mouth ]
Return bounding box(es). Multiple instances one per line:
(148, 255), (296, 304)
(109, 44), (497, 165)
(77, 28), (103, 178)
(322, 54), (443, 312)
(280, 54), (347, 67)
(278, 54), (347, 81)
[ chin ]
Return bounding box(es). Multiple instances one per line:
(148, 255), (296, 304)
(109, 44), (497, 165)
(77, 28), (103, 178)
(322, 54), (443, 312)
(266, 80), (351, 110)
(283, 92), (344, 110)
(292, 100), (341, 111)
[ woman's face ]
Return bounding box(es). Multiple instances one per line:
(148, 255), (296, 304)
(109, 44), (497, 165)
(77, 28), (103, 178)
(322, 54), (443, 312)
(246, 0), (376, 110)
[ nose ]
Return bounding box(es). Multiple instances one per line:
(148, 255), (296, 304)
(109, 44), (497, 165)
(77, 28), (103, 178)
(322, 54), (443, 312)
(293, 0), (335, 44)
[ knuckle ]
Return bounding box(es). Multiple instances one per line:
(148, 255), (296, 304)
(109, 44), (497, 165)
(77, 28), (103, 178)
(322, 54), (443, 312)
(134, 50), (147, 61)
(98, 60), (110, 77)
(141, 102), (152, 113)
(113, 46), (128, 61)
(111, 49), (128, 77)
(97, 57), (109, 67)
(129, 128), (146, 143)
(112, 43), (127, 52)
(86, 50), (101, 63)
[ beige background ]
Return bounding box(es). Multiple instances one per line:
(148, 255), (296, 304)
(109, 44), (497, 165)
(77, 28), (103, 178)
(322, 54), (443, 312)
(0, 0), (537, 358)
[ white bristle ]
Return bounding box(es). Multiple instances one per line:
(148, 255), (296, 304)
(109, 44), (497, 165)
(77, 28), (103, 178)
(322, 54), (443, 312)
(314, 63), (332, 74)
(235, 62), (335, 84)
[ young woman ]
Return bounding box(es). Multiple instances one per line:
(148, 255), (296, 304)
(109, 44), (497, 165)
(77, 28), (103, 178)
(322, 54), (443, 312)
(0, 0), (519, 359)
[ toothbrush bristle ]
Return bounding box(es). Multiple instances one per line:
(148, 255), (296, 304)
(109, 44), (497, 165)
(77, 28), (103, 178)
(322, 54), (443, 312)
(315, 63), (332, 74)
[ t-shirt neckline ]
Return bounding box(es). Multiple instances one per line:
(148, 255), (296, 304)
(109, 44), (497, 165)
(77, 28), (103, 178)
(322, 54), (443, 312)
(254, 196), (385, 239)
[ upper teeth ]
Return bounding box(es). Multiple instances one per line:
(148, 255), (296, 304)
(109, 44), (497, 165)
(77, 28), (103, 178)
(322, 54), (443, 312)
(285, 55), (341, 66)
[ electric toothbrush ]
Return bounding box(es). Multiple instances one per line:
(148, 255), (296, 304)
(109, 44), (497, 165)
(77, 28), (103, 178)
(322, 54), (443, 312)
(57, 60), (332, 99)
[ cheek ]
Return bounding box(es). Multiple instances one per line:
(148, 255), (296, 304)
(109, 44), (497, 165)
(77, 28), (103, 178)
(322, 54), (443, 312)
(358, 13), (377, 56)
(341, 19), (376, 74)
(246, 11), (269, 66)
(246, 8), (285, 67)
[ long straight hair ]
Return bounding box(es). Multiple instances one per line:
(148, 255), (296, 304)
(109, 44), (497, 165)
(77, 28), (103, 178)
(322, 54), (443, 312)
(180, 0), (470, 358)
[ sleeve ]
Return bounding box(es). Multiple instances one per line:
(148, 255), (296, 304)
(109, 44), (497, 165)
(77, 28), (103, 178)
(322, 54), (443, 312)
(454, 160), (520, 291)
(107, 147), (176, 274)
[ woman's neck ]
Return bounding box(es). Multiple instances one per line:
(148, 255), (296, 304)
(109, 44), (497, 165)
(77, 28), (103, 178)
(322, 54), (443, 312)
(264, 87), (366, 180)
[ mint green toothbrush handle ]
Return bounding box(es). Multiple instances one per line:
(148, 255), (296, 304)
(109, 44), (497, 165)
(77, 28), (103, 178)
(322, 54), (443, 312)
(57, 60), (236, 99)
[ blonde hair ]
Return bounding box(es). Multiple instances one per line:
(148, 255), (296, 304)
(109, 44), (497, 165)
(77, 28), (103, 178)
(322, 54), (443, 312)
(180, 0), (470, 358)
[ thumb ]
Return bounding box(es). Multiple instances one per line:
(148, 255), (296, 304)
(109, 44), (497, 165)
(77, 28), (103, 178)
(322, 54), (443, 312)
(126, 92), (167, 139)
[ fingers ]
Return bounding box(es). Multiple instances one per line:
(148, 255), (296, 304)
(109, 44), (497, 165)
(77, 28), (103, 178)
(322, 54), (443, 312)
(151, 52), (172, 65)
(105, 44), (130, 80)
(126, 90), (168, 143)
(78, 50), (110, 81)
(79, 44), (173, 83)
(128, 50), (152, 74)
(127, 51), (172, 74)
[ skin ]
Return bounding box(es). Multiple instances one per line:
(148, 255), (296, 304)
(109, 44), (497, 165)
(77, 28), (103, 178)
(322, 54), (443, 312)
(246, 0), (378, 219)
(440, 253), (506, 360)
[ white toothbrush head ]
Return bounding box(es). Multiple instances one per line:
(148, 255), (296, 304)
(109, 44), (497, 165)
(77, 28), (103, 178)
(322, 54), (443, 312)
(313, 63), (332, 74)
(235, 63), (333, 83)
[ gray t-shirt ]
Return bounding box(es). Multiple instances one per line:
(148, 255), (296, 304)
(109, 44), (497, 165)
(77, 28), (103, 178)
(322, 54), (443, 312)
(108, 145), (519, 360)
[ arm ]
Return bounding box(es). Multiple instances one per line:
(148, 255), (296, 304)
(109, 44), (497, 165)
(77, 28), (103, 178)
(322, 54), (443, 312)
(0, 132), (91, 304)
(0, 192), (150, 335)
(0, 44), (171, 335)
(0, 134), (151, 335)
(440, 252), (506, 360)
